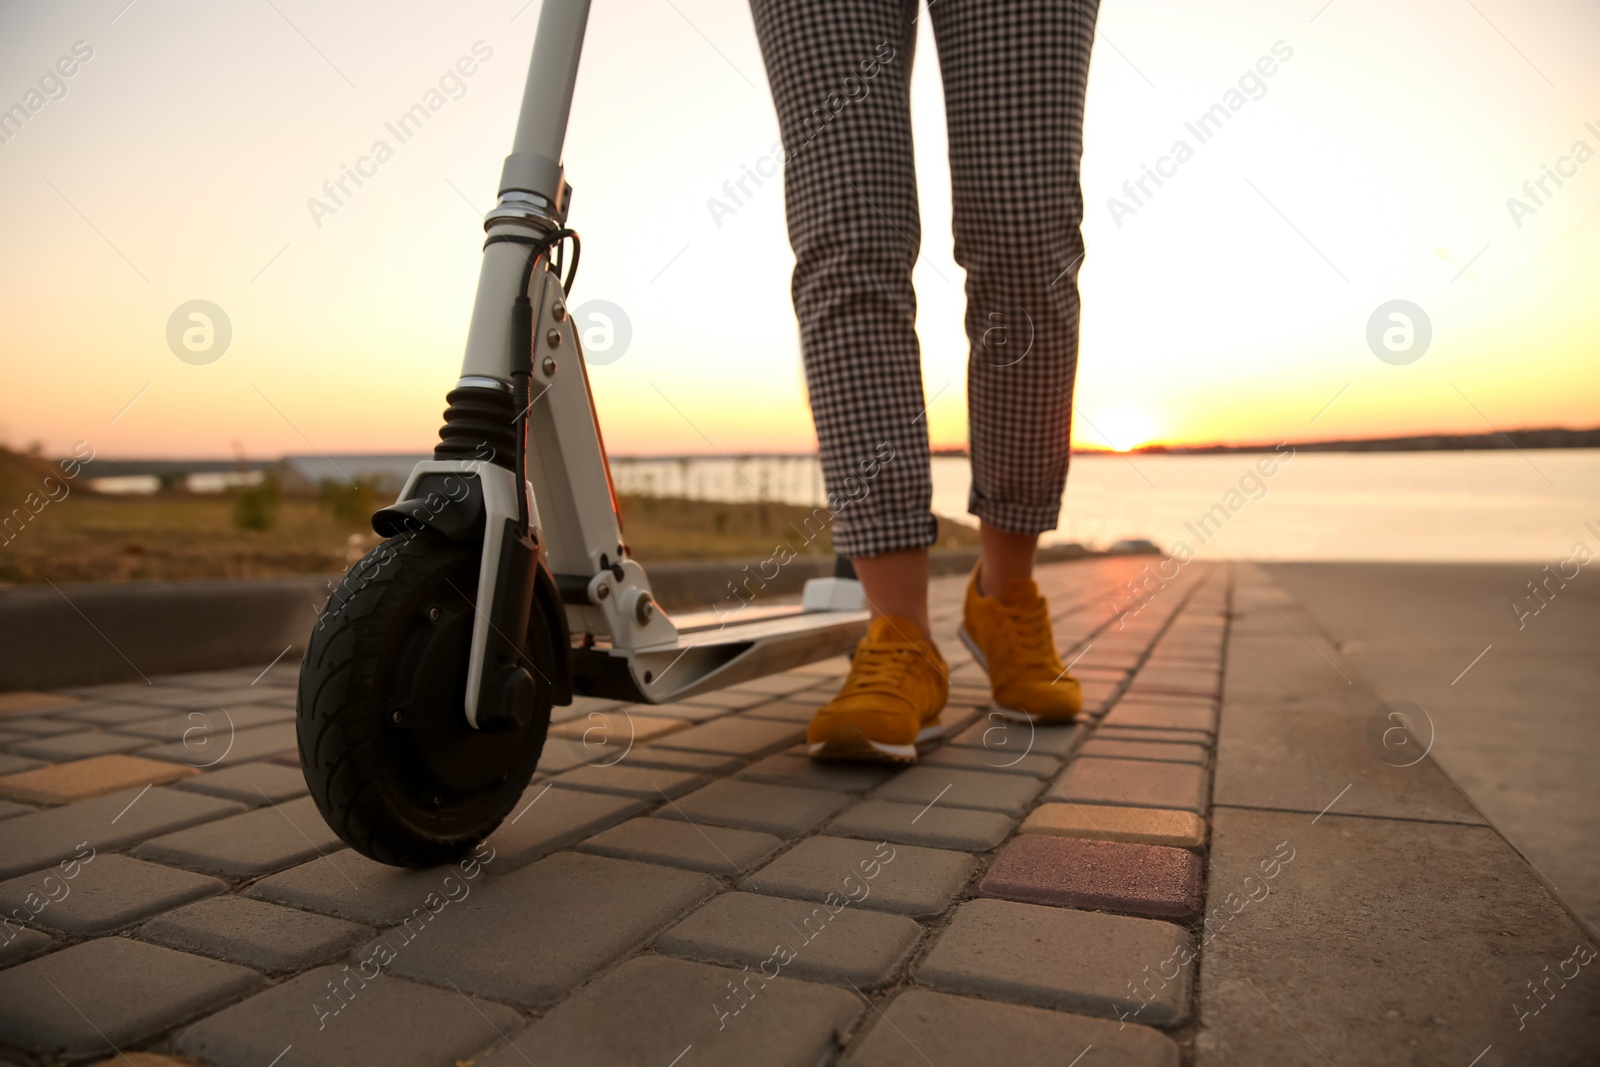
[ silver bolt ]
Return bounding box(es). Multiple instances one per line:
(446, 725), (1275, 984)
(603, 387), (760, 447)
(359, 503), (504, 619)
(596, 583), (610, 600)
(542, 355), (557, 376)
(635, 595), (654, 625)
(552, 301), (567, 321)
(428, 606), (440, 621)
(546, 329), (562, 348)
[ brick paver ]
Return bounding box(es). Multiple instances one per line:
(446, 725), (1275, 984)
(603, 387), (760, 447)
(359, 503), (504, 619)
(134, 794), (344, 879)
(176, 964), (520, 1067)
(370, 852), (716, 1007)
(0, 937), (261, 1058)
(138, 894), (371, 972)
(577, 815), (783, 878)
(751, 834), (976, 917)
(480, 955), (862, 1067)
(655, 890), (922, 986)
(979, 834), (1203, 920)
(1019, 803), (1207, 848)
(918, 898), (1194, 1023)
(0, 852), (224, 935)
(16, 558), (1541, 1063)
(658, 778), (852, 837)
(839, 989), (1181, 1067)
(1051, 756), (1210, 813)
(828, 797), (1016, 851)
(0, 753), (197, 805)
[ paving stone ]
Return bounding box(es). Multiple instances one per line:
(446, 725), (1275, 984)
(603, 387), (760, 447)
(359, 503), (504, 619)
(110, 703), (293, 741)
(0, 937), (262, 1058)
(1019, 803), (1208, 849)
(0, 786), (245, 879)
(549, 762), (705, 800)
(1094, 725), (1212, 746)
(10, 729), (153, 762)
(752, 835), (976, 917)
(0, 798), (34, 819)
(545, 707), (691, 748)
(737, 699), (817, 722)
(839, 988), (1181, 1067)
(870, 766), (1041, 815)
(151, 669), (262, 689)
(657, 890), (922, 986)
(1052, 757), (1209, 813)
(482, 782), (646, 869)
(1079, 678), (1123, 713)
(625, 700), (733, 723)
(0, 752), (46, 775)
(370, 852), (717, 1007)
(979, 835), (1202, 920)
(139, 894), (371, 973)
(87, 1053), (191, 1067)
(0, 715), (80, 736)
(737, 750), (897, 793)
(0, 924), (52, 968)
(103, 684), (218, 707)
(1079, 737), (1209, 765)
(658, 779), (851, 837)
(725, 670), (824, 696)
(147, 686), (287, 710)
(0, 754), (198, 806)
(1072, 648), (1145, 671)
(1133, 664), (1221, 688)
(136, 795), (344, 879)
(176, 963), (519, 1067)
(650, 716), (807, 757)
(625, 746), (745, 774)
(0, 852), (224, 935)
(918, 898), (1193, 1023)
(480, 955), (862, 1067)
(0, 726), (26, 745)
(0, 691), (81, 716)
(530, 742), (590, 773)
(138, 721), (297, 768)
(946, 717), (1084, 758)
(577, 816), (783, 878)
(829, 798), (1016, 851)
(249, 848), (496, 924)
(1197, 807), (1600, 1065)
(172, 760), (309, 805)
(918, 744), (1060, 778)
(1105, 701), (1219, 738)
(676, 688), (771, 710)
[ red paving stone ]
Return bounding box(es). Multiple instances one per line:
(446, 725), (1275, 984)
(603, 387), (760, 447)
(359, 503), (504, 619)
(977, 834), (1202, 920)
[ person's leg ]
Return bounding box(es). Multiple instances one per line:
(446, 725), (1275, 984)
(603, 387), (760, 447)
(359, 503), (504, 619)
(749, 0), (948, 762)
(746, 0), (938, 642)
(978, 525), (1037, 599)
(930, 0), (1099, 722)
(928, 0), (1099, 558)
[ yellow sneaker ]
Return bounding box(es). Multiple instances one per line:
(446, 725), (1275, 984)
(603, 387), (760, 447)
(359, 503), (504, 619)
(807, 614), (948, 763)
(958, 565), (1082, 723)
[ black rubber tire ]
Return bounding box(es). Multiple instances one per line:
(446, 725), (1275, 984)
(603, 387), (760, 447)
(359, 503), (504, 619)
(296, 532), (551, 867)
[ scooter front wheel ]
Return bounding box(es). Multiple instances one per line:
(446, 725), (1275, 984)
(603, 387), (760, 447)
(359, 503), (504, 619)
(296, 532), (551, 867)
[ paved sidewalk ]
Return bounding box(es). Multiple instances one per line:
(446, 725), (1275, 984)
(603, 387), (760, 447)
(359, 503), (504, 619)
(0, 558), (1595, 1065)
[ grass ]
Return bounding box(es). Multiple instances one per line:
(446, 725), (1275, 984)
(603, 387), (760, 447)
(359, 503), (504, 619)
(0, 450), (979, 584)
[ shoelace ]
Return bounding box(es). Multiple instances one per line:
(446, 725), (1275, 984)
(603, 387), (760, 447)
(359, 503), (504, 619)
(995, 598), (1064, 676)
(843, 642), (922, 698)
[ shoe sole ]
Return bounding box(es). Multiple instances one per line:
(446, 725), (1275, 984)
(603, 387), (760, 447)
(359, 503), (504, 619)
(808, 722), (944, 764)
(958, 623), (1080, 726)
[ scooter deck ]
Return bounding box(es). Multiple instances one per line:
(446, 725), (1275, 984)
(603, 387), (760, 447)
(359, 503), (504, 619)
(570, 604), (868, 704)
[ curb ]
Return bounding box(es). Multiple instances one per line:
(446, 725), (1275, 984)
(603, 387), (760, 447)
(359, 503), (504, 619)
(0, 544), (1111, 691)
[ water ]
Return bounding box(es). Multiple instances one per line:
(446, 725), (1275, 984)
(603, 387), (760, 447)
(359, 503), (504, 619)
(609, 449), (1600, 562)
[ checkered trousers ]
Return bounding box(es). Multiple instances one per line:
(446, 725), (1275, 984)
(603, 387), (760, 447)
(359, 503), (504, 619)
(748, 0), (1099, 558)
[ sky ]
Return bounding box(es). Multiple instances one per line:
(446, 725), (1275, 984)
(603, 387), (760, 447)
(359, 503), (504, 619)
(0, 0), (1596, 460)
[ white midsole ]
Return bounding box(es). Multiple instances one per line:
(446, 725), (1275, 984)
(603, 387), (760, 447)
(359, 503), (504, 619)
(807, 720), (943, 760)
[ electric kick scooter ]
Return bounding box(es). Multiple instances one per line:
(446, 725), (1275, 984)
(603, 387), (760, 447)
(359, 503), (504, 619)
(296, 0), (868, 868)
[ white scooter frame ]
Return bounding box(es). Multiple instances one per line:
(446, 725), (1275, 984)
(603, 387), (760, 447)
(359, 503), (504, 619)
(391, 0), (868, 728)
